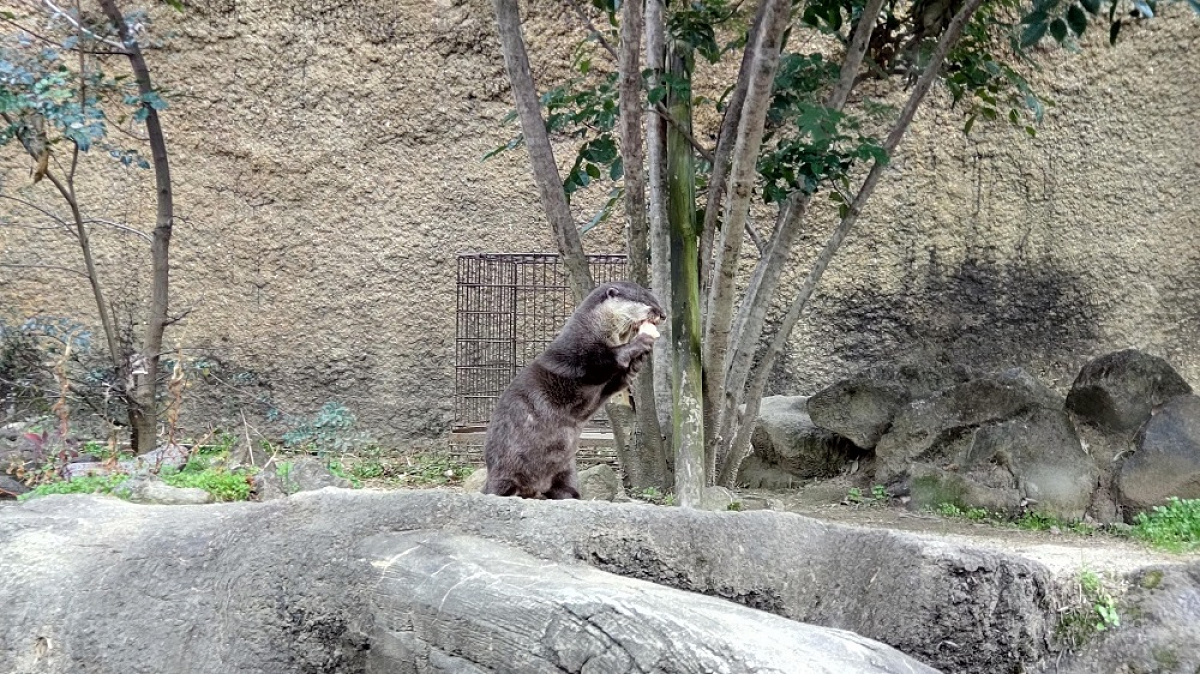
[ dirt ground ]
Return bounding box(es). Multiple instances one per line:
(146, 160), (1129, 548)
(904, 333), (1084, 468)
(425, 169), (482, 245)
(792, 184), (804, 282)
(733, 476), (1198, 578)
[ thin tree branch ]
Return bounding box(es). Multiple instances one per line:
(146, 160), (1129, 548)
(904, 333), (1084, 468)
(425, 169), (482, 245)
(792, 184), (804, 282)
(716, 0), (887, 473)
(700, 0), (791, 476)
(0, 16), (130, 55)
(719, 0), (988, 487)
(40, 0), (127, 50)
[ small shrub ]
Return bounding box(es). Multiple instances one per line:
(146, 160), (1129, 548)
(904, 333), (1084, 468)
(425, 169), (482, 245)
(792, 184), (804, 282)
(1059, 569), (1121, 648)
(19, 473), (130, 501)
(1131, 498), (1200, 552)
(160, 468), (252, 501)
(277, 401), (370, 455)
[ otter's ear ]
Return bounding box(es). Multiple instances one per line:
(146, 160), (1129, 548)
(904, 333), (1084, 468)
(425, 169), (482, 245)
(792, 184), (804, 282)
(606, 287), (620, 299)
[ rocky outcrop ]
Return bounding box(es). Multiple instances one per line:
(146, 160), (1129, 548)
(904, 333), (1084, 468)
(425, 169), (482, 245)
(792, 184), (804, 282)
(739, 396), (857, 488)
(113, 476), (214, 505)
(808, 362), (976, 449)
(251, 457), (352, 500)
(1118, 394), (1200, 513)
(0, 490), (1062, 674)
(877, 369), (1098, 519)
(368, 532), (938, 673)
(576, 463), (622, 501)
(1066, 349), (1192, 433)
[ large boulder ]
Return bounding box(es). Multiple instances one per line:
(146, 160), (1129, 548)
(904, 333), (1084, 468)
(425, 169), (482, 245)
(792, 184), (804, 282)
(368, 532), (938, 674)
(878, 369), (1098, 519)
(1117, 394), (1200, 513)
(61, 444), (191, 480)
(808, 362), (976, 449)
(0, 490), (1062, 674)
(744, 396), (856, 483)
(577, 463), (621, 501)
(1066, 349), (1192, 433)
(114, 476), (214, 505)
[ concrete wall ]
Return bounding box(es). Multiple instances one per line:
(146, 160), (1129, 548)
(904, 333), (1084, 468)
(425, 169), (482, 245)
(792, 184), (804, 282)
(1, 0), (1196, 441)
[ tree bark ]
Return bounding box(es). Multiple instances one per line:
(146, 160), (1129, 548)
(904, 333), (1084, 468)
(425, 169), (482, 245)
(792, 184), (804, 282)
(699, 0), (791, 478)
(696, 0), (770, 296)
(715, 0), (886, 473)
(99, 0), (173, 454)
(665, 43), (704, 508)
(491, 0), (593, 303)
(645, 0), (675, 454)
(717, 0), (988, 486)
(617, 0), (666, 490)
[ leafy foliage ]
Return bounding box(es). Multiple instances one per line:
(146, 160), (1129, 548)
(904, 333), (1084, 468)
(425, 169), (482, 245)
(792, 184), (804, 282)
(19, 473), (129, 501)
(274, 401), (371, 455)
(0, 16), (163, 168)
(160, 463), (252, 501)
(1132, 497), (1200, 552)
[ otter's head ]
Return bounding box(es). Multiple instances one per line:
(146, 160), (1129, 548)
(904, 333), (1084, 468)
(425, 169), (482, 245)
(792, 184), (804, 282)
(580, 281), (666, 347)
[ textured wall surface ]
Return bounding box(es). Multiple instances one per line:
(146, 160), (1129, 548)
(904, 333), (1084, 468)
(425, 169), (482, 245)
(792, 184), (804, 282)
(1, 0), (1196, 441)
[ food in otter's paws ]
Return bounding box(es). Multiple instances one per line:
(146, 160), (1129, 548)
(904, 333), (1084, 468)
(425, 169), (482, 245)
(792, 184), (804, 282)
(638, 321), (660, 339)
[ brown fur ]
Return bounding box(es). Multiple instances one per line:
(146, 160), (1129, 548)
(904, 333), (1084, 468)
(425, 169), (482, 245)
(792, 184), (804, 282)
(481, 281), (665, 499)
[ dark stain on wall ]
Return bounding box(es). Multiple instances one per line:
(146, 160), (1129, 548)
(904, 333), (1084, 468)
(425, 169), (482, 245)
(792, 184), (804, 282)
(786, 253), (1101, 391)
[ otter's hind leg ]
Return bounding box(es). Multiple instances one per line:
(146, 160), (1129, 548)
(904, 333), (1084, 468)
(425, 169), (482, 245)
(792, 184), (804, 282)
(544, 467), (581, 500)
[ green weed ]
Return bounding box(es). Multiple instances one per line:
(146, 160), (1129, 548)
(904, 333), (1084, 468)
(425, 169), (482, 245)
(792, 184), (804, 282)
(1131, 498), (1200, 552)
(1059, 569), (1121, 648)
(19, 473), (130, 501)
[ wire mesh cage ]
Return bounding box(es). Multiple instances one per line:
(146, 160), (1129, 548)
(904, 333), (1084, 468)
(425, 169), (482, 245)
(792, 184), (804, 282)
(453, 252), (629, 435)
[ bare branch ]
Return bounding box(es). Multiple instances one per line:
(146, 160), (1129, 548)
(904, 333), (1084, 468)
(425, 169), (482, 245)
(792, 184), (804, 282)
(84, 218), (152, 242)
(0, 16), (130, 54)
(565, 0), (618, 61)
(40, 0), (127, 50)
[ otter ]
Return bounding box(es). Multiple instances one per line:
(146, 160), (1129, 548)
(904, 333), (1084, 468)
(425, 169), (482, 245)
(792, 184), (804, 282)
(481, 280), (665, 499)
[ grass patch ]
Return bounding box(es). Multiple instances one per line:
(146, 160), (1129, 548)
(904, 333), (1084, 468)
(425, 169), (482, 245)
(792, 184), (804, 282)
(1131, 498), (1200, 552)
(160, 467), (252, 502)
(932, 502), (1098, 535)
(18, 473), (130, 501)
(331, 449), (473, 487)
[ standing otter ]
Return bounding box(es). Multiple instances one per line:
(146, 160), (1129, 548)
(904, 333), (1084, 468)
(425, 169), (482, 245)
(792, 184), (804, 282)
(482, 281), (665, 499)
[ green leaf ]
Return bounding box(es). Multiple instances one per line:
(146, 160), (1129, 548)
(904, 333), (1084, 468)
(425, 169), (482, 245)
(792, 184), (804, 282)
(1067, 5), (1089, 34)
(1080, 0), (1101, 12)
(1109, 20), (1121, 44)
(609, 157), (623, 181)
(1021, 21), (1048, 48)
(963, 113), (977, 135)
(1008, 109), (1020, 125)
(1021, 9), (1049, 24)
(163, 0), (185, 11)
(1025, 125), (1037, 137)
(1189, 0), (1200, 14)
(1049, 18), (1068, 42)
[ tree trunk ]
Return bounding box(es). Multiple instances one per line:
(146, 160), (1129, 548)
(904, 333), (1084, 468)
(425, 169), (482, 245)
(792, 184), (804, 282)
(490, 0), (593, 303)
(665, 42), (704, 508)
(716, 0), (886, 474)
(717, 0), (988, 486)
(645, 0), (674, 459)
(617, 0), (667, 491)
(699, 0), (791, 477)
(98, 0), (174, 454)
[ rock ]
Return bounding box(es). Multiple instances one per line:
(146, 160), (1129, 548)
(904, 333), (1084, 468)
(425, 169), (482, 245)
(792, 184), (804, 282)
(61, 444), (192, 480)
(699, 485), (736, 510)
(114, 476), (213, 505)
(746, 396), (856, 481)
(736, 454), (805, 489)
(1117, 394), (1200, 513)
(251, 457), (352, 501)
(0, 474), (29, 499)
(577, 463), (621, 501)
(366, 532), (939, 674)
(1052, 562), (1200, 674)
(808, 361), (977, 449)
(878, 369), (1097, 519)
(462, 466), (487, 493)
(0, 490), (1059, 674)
(1066, 349), (1192, 433)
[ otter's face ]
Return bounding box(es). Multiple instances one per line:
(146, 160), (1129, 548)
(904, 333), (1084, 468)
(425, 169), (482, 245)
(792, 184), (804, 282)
(590, 281), (666, 345)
